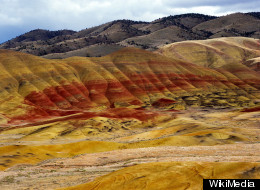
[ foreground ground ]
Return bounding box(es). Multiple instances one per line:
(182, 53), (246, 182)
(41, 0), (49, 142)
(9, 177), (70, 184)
(0, 107), (259, 189)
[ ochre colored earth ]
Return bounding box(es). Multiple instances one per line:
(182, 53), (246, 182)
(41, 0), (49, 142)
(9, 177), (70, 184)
(0, 37), (259, 189)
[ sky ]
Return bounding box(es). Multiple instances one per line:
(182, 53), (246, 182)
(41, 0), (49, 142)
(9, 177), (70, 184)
(0, 0), (259, 43)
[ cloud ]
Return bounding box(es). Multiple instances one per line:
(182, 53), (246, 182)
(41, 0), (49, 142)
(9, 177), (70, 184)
(163, 0), (259, 7)
(0, 0), (258, 43)
(0, 13), (21, 25)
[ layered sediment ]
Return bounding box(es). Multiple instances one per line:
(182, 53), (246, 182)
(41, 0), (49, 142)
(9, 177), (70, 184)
(0, 37), (259, 126)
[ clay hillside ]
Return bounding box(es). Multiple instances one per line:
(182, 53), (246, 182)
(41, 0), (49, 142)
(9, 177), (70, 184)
(0, 37), (259, 127)
(0, 12), (259, 58)
(0, 37), (260, 189)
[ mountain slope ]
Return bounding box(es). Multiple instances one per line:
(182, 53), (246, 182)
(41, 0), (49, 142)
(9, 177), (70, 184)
(3, 29), (76, 45)
(193, 13), (260, 38)
(0, 12), (259, 58)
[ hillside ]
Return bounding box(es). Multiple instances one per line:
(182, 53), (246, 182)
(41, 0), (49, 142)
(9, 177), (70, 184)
(0, 37), (259, 127)
(157, 37), (260, 68)
(0, 12), (259, 58)
(63, 162), (260, 190)
(0, 37), (259, 189)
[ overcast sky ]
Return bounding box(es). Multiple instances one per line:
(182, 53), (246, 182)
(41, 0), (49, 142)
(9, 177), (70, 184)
(0, 0), (259, 43)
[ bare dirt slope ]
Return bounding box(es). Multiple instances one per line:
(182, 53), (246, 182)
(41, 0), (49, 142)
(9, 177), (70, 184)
(0, 40), (259, 128)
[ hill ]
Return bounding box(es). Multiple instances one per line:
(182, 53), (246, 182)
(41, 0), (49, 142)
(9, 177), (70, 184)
(157, 37), (260, 68)
(0, 37), (259, 126)
(0, 12), (259, 58)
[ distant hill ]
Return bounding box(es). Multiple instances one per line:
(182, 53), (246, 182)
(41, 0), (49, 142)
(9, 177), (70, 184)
(0, 12), (259, 58)
(5, 29), (76, 43)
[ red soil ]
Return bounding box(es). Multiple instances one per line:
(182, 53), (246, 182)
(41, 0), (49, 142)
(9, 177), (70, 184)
(241, 106), (260, 112)
(7, 107), (161, 128)
(152, 98), (176, 107)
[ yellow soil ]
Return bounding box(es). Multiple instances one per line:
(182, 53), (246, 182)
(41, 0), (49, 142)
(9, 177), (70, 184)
(0, 108), (259, 189)
(1, 109), (259, 171)
(157, 37), (260, 68)
(62, 162), (260, 190)
(0, 112), (260, 170)
(0, 141), (121, 171)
